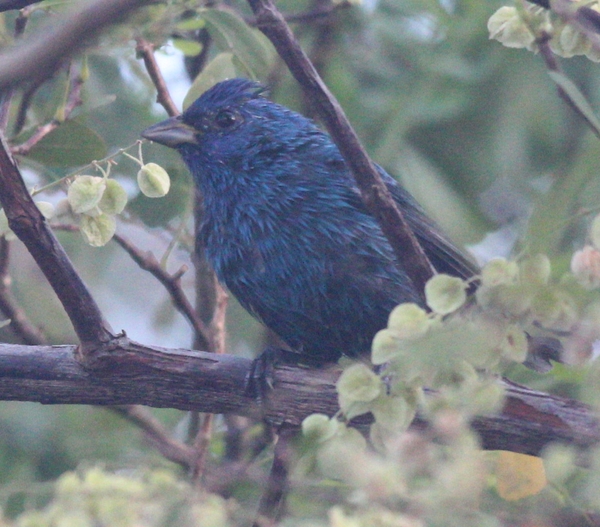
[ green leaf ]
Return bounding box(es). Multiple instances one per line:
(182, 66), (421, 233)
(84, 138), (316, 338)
(172, 38), (203, 57)
(80, 213), (116, 247)
(301, 414), (339, 443)
(176, 18), (206, 31)
(548, 71), (600, 137)
(387, 303), (431, 339)
(336, 364), (381, 403)
(99, 179), (127, 215)
(27, 120), (108, 167)
(199, 8), (274, 79)
(183, 52), (237, 110)
(137, 163), (170, 198)
(425, 274), (467, 315)
(524, 133), (600, 258)
(68, 175), (106, 214)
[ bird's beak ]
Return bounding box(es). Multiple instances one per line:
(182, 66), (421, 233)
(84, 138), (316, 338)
(141, 116), (199, 148)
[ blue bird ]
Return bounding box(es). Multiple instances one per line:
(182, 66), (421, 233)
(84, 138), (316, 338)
(142, 78), (477, 365)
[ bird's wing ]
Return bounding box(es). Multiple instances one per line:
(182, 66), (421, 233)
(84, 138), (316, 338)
(380, 168), (479, 280)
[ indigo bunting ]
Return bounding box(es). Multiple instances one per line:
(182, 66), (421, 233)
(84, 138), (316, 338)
(142, 79), (477, 365)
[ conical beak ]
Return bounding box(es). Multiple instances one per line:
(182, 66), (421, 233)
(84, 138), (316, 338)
(141, 116), (199, 148)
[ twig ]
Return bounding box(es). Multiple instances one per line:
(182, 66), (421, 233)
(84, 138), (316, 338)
(135, 37), (179, 117)
(253, 425), (293, 527)
(210, 283), (228, 355)
(137, 42), (230, 482)
(529, 0), (550, 8)
(536, 32), (600, 138)
(12, 81), (41, 136)
(0, 131), (112, 347)
(551, 0), (600, 53)
(0, 6), (31, 132)
(112, 405), (196, 469)
(0, 237), (47, 344)
(245, 0), (351, 27)
(189, 197), (229, 483)
(192, 413), (214, 482)
(112, 232), (211, 351)
(11, 67), (84, 156)
(246, 0), (435, 298)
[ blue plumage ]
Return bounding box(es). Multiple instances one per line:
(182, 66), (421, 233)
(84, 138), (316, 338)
(142, 79), (476, 364)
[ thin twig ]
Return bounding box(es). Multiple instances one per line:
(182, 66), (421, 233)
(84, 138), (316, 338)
(0, 237), (47, 345)
(188, 207), (229, 483)
(11, 67), (84, 156)
(112, 232), (211, 351)
(12, 81), (40, 136)
(137, 43), (229, 483)
(253, 425), (294, 527)
(112, 405), (196, 469)
(210, 283), (228, 355)
(0, 6), (31, 132)
(246, 0), (435, 298)
(244, 0), (351, 27)
(551, 0), (600, 53)
(135, 37), (179, 117)
(191, 413), (214, 482)
(536, 32), (600, 138)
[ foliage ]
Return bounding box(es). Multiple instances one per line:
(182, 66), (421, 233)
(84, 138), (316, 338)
(1, 0), (600, 525)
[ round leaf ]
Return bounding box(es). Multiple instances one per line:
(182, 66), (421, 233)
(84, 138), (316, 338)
(80, 213), (116, 247)
(99, 179), (128, 215)
(68, 176), (106, 214)
(137, 163), (170, 198)
(425, 274), (467, 315)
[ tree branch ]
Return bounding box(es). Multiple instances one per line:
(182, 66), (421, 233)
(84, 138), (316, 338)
(0, 0), (41, 12)
(111, 405), (196, 469)
(0, 0), (155, 90)
(245, 0), (352, 27)
(246, 0), (435, 298)
(112, 232), (211, 351)
(0, 132), (112, 347)
(135, 37), (179, 117)
(0, 339), (595, 457)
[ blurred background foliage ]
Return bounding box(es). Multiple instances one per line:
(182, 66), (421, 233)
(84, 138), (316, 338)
(0, 0), (598, 521)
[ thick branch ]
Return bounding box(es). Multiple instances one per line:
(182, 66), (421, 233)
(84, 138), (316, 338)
(246, 0), (435, 297)
(0, 132), (111, 346)
(0, 0), (154, 90)
(0, 339), (596, 456)
(0, 0), (41, 12)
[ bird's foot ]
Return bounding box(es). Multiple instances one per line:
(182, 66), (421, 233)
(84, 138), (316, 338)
(245, 347), (307, 405)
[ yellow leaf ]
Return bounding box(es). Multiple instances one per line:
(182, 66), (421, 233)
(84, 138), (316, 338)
(496, 451), (547, 501)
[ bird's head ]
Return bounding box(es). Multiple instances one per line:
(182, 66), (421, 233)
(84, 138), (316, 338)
(141, 78), (319, 178)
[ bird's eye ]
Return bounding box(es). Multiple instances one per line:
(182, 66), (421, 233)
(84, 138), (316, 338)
(213, 109), (240, 130)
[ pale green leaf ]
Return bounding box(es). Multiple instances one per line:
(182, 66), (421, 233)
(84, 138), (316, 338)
(183, 52), (237, 110)
(548, 71), (600, 137)
(200, 8), (274, 79)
